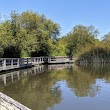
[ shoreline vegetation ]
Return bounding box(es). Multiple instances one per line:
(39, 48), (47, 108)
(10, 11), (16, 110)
(0, 10), (110, 64)
(76, 47), (110, 64)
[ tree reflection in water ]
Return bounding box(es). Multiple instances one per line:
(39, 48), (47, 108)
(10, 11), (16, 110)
(0, 64), (110, 110)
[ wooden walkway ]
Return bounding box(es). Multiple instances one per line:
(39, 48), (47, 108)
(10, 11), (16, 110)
(0, 92), (31, 110)
(0, 56), (74, 72)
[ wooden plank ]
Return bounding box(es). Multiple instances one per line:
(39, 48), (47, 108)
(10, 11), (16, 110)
(0, 92), (31, 110)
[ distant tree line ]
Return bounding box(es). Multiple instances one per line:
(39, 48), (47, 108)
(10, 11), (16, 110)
(0, 10), (110, 63)
(53, 25), (110, 64)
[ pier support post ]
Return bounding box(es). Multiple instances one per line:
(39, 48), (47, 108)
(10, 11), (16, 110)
(3, 74), (6, 86)
(17, 71), (20, 80)
(11, 73), (13, 82)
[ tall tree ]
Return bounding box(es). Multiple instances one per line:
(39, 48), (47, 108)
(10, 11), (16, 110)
(65, 25), (99, 56)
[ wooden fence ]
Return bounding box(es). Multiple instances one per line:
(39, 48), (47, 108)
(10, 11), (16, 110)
(0, 56), (74, 72)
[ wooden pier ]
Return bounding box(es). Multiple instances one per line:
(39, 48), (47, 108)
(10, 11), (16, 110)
(0, 56), (74, 72)
(0, 92), (31, 110)
(0, 57), (74, 110)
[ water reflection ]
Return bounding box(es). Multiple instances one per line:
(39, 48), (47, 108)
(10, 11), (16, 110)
(0, 64), (110, 110)
(0, 65), (44, 86)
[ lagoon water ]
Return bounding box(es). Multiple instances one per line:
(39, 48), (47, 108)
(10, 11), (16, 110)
(0, 64), (110, 110)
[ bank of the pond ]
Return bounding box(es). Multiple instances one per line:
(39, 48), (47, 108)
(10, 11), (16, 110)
(76, 47), (110, 64)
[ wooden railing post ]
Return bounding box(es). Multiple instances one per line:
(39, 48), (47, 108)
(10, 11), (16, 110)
(17, 59), (20, 67)
(30, 58), (32, 64)
(48, 57), (50, 63)
(3, 59), (6, 70)
(39, 58), (40, 64)
(11, 59), (13, 68)
(40, 58), (41, 63)
(37, 58), (38, 64)
(27, 58), (29, 65)
(38, 58), (39, 64)
(41, 58), (42, 63)
(42, 57), (44, 63)
(38, 58), (40, 64)
(34, 58), (36, 63)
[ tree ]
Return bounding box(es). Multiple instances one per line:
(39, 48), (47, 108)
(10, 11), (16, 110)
(65, 25), (99, 56)
(0, 11), (60, 57)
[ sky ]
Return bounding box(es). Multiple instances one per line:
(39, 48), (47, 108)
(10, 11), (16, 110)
(0, 0), (110, 39)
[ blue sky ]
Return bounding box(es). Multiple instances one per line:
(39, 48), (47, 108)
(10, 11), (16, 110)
(0, 0), (110, 39)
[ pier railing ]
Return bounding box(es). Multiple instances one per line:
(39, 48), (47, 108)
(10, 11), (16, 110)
(0, 58), (32, 71)
(0, 56), (74, 72)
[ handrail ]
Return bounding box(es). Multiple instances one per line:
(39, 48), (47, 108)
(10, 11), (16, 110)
(0, 57), (74, 72)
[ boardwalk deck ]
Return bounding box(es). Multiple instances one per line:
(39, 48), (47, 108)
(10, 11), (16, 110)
(0, 92), (31, 110)
(0, 57), (74, 72)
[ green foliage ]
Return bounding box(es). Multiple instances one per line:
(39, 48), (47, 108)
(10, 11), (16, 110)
(76, 32), (110, 64)
(59, 25), (99, 57)
(21, 49), (30, 58)
(50, 37), (68, 56)
(76, 45), (110, 64)
(0, 11), (110, 60)
(3, 45), (21, 58)
(0, 11), (60, 57)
